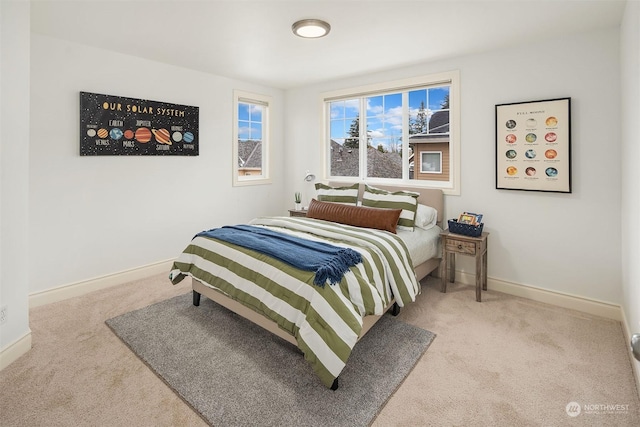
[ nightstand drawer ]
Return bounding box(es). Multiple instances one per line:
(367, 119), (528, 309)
(445, 239), (476, 255)
(288, 209), (307, 217)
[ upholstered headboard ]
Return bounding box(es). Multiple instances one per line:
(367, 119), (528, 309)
(327, 182), (444, 225)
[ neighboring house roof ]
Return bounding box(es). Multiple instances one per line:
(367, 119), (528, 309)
(329, 139), (402, 178)
(409, 110), (450, 144)
(367, 145), (402, 178)
(330, 140), (358, 176)
(238, 140), (262, 168)
(429, 110), (449, 133)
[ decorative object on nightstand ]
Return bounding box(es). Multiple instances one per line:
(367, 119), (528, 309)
(448, 211), (484, 237)
(441, 212), (488, 301)
(294, 192), (302, 210)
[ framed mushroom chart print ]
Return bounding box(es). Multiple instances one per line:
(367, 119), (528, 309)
(495, 97), (571, 193)
(80, 92), (199, 156)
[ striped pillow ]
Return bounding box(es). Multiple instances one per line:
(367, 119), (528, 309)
(362, 185), (420, 231)
(315, 183), (359, 205)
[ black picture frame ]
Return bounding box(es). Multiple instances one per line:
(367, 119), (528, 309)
(495, 97), (571, 193)
(79, 91), (199, 156)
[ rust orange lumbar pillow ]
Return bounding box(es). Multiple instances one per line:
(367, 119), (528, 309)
(306, 199), (403, 233)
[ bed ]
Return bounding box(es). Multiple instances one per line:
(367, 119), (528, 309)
(169, 182), (444, 389)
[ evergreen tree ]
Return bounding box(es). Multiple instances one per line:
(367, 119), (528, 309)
(410, 101), (429, 135)
(441, 94), (450, 109)
(344, 115), (360, 148)
(344, 114), (372, 148)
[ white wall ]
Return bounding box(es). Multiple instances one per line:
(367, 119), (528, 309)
(620, 0), (640, 374)
(29, 35), (285, 294)
(0, 1), (31, 359)
(285, 27), (622, 304)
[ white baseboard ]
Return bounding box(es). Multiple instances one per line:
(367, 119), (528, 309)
(29, 259), (175, 308)
(455, 271), (623, 321)
(0, 331), (32, 371)
(2, 259), (173, 372)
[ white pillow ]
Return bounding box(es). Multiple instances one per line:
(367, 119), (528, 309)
(414, 204), (438, 230)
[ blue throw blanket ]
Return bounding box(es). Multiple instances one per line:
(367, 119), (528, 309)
(196, 225), (362, 287)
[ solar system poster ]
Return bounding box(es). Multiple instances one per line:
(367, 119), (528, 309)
(495, 97), (571, 193)
(80, 92), (199, 156)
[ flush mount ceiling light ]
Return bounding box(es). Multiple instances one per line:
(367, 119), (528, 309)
(292, 19), (331, 38)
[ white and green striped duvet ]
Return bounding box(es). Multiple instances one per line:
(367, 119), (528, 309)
(169, 216), (420, 388)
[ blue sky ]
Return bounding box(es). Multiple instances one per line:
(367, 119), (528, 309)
(237, 86), (450, 146)
(330, 86), (450, 149)
(238, 102), (263, 140)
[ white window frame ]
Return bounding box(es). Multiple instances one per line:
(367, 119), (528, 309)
(420, 151), (443, 174)
(321, 70), (460, 195)
(233, 89), (272, 187)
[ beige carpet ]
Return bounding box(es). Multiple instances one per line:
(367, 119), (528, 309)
(1, 274), (639, 426)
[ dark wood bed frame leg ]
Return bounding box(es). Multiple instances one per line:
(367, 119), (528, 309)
(331, 377), (339, 391)
(391, 302), (400, 316)
(193, 290), (201, 306)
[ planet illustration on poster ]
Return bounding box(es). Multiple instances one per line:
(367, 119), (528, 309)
(172, 131), (183, 142)
(124, 130), (135, 139)
(525, 133), (537, 143)
(546, 116), (558, 127)
(506, 120), (516, 129)
(109, 128), (123, 140)
(507, 166), (517, 176)
(545, 149), (558, 159)
(183, 132), (194, 143)
(135, 127), (152, 143)
(545, 167), (558, 177)
(525, 149), (536, 159)
(152, 128), (171, 145)
(545, 132), (557, 142)
(506, 134), (517, 144)
(526, 167), (536, 176)
(97, 128), (108, 139)
(526, 119), (537, 128)
(506, 149), (517, 159)
(87, 129), (96, 137)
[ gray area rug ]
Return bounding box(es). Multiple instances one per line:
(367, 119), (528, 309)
(106, 292), (435, 427)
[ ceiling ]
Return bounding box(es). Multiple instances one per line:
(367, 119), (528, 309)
(30, 0), (627, 89)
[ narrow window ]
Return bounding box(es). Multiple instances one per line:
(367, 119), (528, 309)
(328, 99), (360, 177)
(233, 90), (271, 186)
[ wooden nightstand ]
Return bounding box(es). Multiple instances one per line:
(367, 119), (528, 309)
(440, 230), (489, 302)
(288, 209), (307, 217)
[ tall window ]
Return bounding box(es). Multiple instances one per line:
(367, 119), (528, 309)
(233, 90), (271, 186)
(323, 71), (460, 194)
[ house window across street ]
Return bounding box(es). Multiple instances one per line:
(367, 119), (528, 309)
(420, 151), (442, 173)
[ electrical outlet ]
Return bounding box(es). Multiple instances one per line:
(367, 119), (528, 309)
(0, 305), (7, 325)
